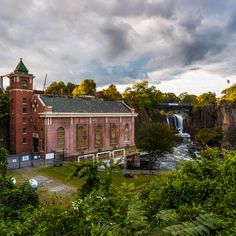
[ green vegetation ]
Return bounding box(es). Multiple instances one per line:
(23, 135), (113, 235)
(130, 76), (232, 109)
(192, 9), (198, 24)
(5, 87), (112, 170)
(102, 84), (122, 100)
(2, 148), (236, 234)
(221, 83), (236, 102)
(72, 79), (96, 96)
(196, 128), (223, 147)
(195, 92), (217, 106)
(137, 123), (181, 171)
(45, 81), (77, 95)
(0, 92), (9, 122)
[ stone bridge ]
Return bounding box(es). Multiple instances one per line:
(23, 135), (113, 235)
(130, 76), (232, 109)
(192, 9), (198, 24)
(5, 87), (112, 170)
(153, 103), (192, 112)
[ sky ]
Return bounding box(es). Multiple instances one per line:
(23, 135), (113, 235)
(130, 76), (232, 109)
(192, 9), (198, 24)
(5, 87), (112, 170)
(1, 0), (236, 96)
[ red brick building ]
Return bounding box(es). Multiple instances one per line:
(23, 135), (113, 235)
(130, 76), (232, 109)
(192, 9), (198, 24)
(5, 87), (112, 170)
(9, 59), (137, 158)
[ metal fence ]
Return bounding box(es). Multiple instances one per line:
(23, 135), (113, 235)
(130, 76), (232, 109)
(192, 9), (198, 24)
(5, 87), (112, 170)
(7, 151), (67, 170)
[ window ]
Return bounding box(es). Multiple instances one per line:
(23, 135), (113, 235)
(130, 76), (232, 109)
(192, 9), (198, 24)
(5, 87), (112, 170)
(23, 128), (27, 134)
(76, 124), (88, 150)
(21, 80), (28, 89)
(110, 124), (118, 145)
(95, 124), (103, 148)
(23, 107), (27, 113)
(23, 118), (27, 124)
(22, 137), (27, 144)
(124, 124), (130, 142)
(56, 127), (65, 151)
(22, 98), (27, 104)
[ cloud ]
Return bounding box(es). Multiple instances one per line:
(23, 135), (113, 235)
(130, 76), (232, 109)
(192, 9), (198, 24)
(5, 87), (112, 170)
(0, 0), (236, 95)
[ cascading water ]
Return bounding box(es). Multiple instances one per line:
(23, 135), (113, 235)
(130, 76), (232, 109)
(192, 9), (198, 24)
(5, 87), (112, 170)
(173, 113), (190, 139)
(156, 113), (193, 170)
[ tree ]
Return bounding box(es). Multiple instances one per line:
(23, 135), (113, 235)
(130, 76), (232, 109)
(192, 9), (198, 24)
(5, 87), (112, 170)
(179, 92), (197, 104)
(0, 92), (9, 122)
(45, 82), (77, 95)
(122, 81), (157, 111)
(45, 81), (67, 95)
(137, 123), (181, 171)
(195, 128), (223, 147)
(196, 92), (217, 106)
(221, 83), (236, 102)
(102, 84), (122, 100)
(0, 147), (8, 178)
(141, 148), (236, 235)
(162, 92), (180, 103)
(72, 79), (96, 96)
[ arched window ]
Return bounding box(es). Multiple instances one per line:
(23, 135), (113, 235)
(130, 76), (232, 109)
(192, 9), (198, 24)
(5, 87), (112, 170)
(76, 124), (88, 150)
(57, 127), (65, 151)
(110, 124), (118, 145)
(95, 124), (103, 148)
(124, 124), (130, 142)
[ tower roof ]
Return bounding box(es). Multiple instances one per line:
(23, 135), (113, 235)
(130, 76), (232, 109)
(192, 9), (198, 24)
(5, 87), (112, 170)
(14, 58), (29, 74)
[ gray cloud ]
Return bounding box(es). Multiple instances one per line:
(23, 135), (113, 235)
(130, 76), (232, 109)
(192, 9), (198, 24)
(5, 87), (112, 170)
(0, 0), (236, 92)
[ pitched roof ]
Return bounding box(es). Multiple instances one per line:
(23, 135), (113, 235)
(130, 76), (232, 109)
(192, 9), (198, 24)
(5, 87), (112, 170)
(14, 58), (29, 74)
(40, 95), (131, 113)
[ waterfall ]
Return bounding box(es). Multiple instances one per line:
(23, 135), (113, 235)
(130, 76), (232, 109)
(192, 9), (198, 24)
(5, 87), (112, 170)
(166, 115), (170, 125)
(173, 114), (184, 133)
(173, 113), (190, 139)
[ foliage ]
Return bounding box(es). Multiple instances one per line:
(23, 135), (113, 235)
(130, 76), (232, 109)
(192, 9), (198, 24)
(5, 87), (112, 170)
(137, 123), (181, 170)
(196, 92), (217, 106)
(221, 83), (236, 102)
(162, 92), (180, 103)
(72, 79), (96, 96)
(137, 122), (181, 158)
(179, 92), (197, 104)
(45, 81), (77, 95)
(0, 147), (8, 178)
(0, 92), (9, 122)
(102, 84), (122, 100)
(141, 148), (236, 234)
(162, 213), (222, 236)
(195, 128), (223, 146)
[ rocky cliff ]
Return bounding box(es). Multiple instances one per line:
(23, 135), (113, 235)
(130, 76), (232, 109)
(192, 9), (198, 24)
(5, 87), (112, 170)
(186, 101), (236, 147)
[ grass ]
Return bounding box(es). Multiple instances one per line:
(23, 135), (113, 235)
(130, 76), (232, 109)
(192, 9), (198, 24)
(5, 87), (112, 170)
(36, 163), (155, 189)
(8, 163), (157, 204)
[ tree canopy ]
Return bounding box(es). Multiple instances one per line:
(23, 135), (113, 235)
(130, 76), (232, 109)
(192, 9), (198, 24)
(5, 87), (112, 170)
(221, 83), (236, 102)
(0, 92), (9, 122)
(196, 92), (217, 106)
(45, 81), (77, 95)
(102, 84), (122, 100)
(137, 123), (181, 170)
(72, 79), (96, 96)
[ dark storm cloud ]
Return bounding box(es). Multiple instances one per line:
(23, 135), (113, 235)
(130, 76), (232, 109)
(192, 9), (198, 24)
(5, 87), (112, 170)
(101, 21), (134, 59)
(111, 0), (176, 18)
(0, 0), (236, 90)
(227, 11), (236, 32)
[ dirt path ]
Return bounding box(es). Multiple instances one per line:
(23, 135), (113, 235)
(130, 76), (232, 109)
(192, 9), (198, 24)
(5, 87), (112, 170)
(9, 168), (77, 197)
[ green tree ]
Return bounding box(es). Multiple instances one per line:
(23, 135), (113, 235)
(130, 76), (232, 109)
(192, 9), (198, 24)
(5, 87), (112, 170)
(0, 92), (9, 122)
(45, 81), (67, 95)
(196, 92), (217, 106)
(72, 79), (96, 96)
(102, 84), (122, 100)
(141, 147), (236, 235)
(221, 83), (236, 102)
(179, 92), (197, 104)
(195, 128), (223, 147)
(122, 81), (158, 111)
(162, 92), (180, 103)
(66, 82), (77, 95)
(137, 123), (181, 171)
(0, 147), (8, 178)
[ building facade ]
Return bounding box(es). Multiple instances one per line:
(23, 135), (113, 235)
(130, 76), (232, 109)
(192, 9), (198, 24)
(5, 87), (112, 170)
(9, 59), (137, 158)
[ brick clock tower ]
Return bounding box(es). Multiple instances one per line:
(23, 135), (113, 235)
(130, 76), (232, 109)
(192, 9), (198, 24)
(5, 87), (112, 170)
(8, 59), (34, 154)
